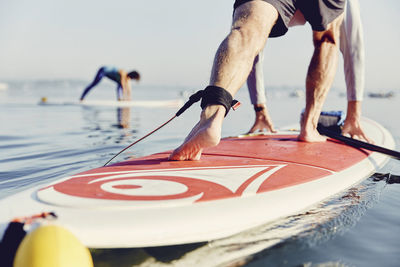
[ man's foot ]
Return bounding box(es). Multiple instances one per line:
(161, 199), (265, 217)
(169, 105), (225, 161)
(298, 129), (327, 142)
(298, 114), (327, 142)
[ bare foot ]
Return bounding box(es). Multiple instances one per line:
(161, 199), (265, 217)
(298, 114), (327, 142)
(298, 129), (327, 142)
(169, 105), (225, 160)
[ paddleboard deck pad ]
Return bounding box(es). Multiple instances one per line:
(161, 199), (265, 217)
(0, 118), (395, 248)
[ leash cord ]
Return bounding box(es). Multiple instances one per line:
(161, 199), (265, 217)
(103, 115), (177, 166)
(102, 89), (239, 166)
(103, 90), (205, 166)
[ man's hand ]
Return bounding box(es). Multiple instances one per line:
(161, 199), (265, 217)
(342, 101), (374, 143)
(248, 104), (277, 133)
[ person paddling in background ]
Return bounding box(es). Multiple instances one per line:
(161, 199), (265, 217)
(80, 66), (140, 101)
(247, 0), (373, 143)
(169, 0), (345, 161)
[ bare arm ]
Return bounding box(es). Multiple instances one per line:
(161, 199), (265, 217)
(340, 0), (365, 102)
(247, 50), (276, 133)
(119, 70), (132, 101)
(339, 0), (371, 143)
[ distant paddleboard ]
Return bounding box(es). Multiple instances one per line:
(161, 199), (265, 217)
(38, 98), (184, 108)
(0, 118), (395, 248)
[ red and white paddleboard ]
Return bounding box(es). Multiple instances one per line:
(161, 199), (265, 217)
(0, 118), (395, 248)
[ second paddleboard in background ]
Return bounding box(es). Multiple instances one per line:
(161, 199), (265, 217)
(38, 98), (184, 108)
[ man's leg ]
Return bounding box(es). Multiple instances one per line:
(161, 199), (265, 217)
(209, 2), (278, 94)
(298, 13), (344, 142)
(169, 1), (278, 160)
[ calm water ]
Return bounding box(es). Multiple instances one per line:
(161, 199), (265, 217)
(0, 81), (399, 267)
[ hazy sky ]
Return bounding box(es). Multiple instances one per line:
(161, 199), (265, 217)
(0, 0), (399, 90)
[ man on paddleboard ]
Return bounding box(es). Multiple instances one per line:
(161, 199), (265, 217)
(247, 0), (373, 143)
(169, 0), (346, 161)
(80, 66), (140, 101)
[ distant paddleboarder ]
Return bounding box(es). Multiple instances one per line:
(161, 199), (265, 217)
(80, 66), (140, 101)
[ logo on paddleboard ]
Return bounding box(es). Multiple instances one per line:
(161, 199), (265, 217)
(37, 165), (289, 208)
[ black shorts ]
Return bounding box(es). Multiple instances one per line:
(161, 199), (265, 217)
(233, 0), (345, 37)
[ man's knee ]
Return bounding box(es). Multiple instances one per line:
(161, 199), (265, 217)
(231, 1), (278, 50)
(312, 13), (344, 48)
(229, 25), (264, 54)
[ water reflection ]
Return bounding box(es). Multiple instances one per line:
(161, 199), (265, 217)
(116, 107), (131, 129)
(81, 106), (137, 144)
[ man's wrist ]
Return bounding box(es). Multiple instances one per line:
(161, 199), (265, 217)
(254, 104), (266, 112)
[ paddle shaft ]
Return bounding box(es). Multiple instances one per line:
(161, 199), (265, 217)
(317, 126), (400, 160)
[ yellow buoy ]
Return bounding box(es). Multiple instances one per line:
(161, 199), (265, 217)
(40, 97), (47, 103)
(13, 225), (93, 267)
